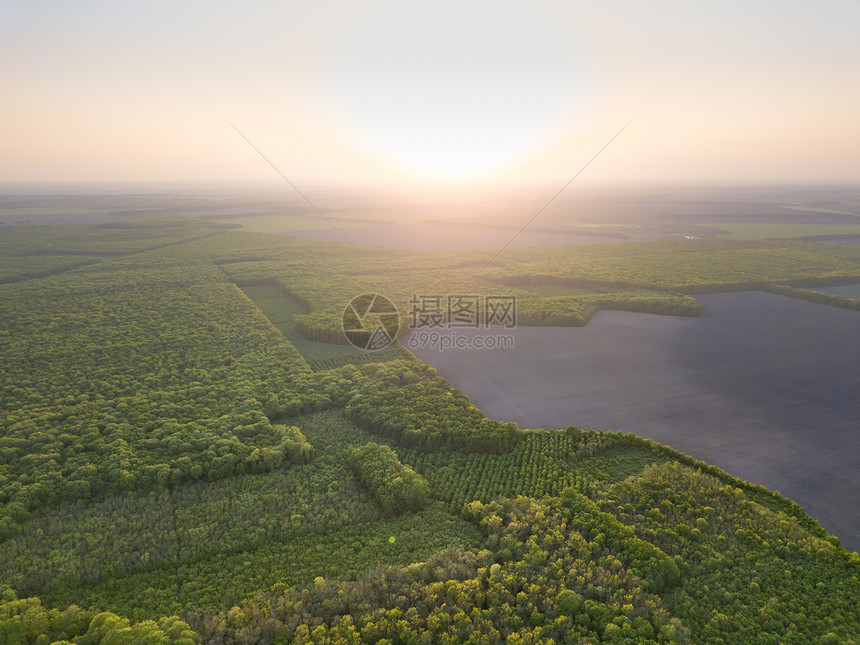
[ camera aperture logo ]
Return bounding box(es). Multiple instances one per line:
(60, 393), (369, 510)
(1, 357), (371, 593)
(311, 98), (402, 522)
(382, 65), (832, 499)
(342, 293), (400, 351)
(342, 292), (517, 352)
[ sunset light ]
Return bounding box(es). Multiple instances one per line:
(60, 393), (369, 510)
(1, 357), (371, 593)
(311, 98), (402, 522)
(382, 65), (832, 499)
(2, 1), (858, 187)
(328, 0), (577, 180)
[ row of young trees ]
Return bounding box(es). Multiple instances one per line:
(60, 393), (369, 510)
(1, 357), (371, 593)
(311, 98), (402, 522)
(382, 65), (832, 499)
(765, 283), (860, 311)
(514, 290), (703, 326)
(346, 378), (521, 453)
(347, 443), (429, 515)
(400, 427), (628, 510)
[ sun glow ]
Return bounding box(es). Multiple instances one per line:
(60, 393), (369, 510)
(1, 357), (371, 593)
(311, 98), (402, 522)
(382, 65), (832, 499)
(327, 0), (581, 180)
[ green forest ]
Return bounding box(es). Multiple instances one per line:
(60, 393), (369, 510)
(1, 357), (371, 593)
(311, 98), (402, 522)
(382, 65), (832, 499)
(1, 220), (858, 644)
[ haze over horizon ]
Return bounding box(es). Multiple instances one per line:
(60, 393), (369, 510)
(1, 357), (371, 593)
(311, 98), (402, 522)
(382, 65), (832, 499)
(2, 1), (859, 190)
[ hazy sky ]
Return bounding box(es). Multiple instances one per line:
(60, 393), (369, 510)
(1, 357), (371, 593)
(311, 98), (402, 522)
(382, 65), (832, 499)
(2, 0), (859, 187)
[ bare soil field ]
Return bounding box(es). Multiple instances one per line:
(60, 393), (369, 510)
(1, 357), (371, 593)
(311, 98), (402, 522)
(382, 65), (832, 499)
(408, 291), (860, 551)
(817, 283), (860, 298)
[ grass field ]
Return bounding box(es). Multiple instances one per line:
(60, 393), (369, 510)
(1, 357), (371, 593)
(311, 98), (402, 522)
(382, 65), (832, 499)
(240, 284), (367, 363)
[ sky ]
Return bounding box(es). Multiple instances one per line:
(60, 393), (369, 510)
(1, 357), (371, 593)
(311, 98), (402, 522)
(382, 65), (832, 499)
(2, 0), (859, 189)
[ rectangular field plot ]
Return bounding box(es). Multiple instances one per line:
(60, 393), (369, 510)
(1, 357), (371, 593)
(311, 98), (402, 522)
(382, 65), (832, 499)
(240, 284), (367, 365)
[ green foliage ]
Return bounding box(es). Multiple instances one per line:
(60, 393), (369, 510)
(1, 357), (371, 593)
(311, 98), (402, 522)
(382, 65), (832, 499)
(348, 443), (429, 515)
(239, 284), (365, 361)
(0, 220), (226, 257)
(0, 256), (102, 284)
(202, 496), (682, 644)
(306, 346), (413, 372)
(207, 234), (860, 342)
(0, 245), (330, 533)
(2, 223), (859, 643)
(197, 476), (859, 644)
(514, 289), (702, 326)
(401, 428), (633, 509)
(42, 503), (478, 623)
(1, 410), (479, 622)
(598, 462), (860, 642)
(346, 375), (522, 452)
(559, 489), (681, 593)
(0, 593), (195, 644)
(621, 433), (834, 541)
(486, 239), (860, 293)
(766, 283), (860, 312)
